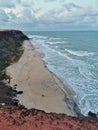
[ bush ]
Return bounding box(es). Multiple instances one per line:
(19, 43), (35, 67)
(0, 37), (24, 80)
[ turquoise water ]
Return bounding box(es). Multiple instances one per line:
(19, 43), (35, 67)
(24, 31), (98, 115)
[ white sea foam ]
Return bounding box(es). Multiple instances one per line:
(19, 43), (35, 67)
(28, 35), (33, 39)
(32, 35), (48, 40)
(41, 43), (72, 61)
(28, 32), (98, 116)
(49, 37), (65, 40)
(65, 49), (95, 57)
(47, 41), (65, 45)
(79, 94), (98, 115)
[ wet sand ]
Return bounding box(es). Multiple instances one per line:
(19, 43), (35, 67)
(6, 40), (80, 116)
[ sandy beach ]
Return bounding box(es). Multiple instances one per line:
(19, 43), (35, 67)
(6, 40), (79, 116)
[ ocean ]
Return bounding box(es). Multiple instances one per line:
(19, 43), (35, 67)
(24, 31), (98, 115)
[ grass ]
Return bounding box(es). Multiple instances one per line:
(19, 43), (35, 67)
(0, 31), (27, 80)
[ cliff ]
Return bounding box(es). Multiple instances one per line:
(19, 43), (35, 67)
(0, 30), (98, 130)
(0, 30), (28, 41)
(0, 30), (28, 107)
(0, 30), (29, 80)
(0, 106), (98, 130)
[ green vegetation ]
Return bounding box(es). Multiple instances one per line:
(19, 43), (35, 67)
(0, 31), (28, 80)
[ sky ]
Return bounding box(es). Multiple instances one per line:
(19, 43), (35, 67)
(0, 0), (98, 31)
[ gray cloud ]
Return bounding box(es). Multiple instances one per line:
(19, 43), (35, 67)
(0, 9), (9, 22)
(44, 0), (57, 2)
(19, 0), (34, 7)
(0, 1), (98, 30)
(0, 0), (15, 8)
(63, 2), (82, 11)
(8, 11), (17, 20)
(21, 1), (34, 7)
(7, 7), (37, 29)
(35, 2), (98, 30)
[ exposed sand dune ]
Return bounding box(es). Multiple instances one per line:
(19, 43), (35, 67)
(6, 40), (79, 116)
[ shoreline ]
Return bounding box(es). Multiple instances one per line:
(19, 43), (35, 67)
(6, 40), (81, 116)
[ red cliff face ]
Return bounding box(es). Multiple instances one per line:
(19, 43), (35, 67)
(0, 106), (98, 130)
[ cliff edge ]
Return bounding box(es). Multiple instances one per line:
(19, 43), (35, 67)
(0, 106), (98, 130)
(0, 30), (98, 130)
(0, 30), (28, 41)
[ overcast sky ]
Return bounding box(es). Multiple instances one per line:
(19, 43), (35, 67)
(0, 0), (98, 31)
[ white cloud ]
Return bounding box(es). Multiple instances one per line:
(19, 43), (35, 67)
(0, 0), (98, 30)
(35, 2), (98, 30)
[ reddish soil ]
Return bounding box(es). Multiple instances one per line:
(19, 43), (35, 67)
(0, 106), (98, 130)
(0, 30), (98, 130)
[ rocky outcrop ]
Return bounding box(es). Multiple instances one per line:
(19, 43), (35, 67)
(0, 81), (23, 106)
(0, 106), (98, 130)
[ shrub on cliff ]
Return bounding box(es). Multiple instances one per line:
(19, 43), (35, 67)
(0, 30), (29, 80)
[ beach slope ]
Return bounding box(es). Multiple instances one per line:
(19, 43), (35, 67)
(7, 40), (79, 116)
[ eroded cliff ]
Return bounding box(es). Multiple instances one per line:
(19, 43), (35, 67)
(0, 30), (98, 130)
(0, 106), (98, 130)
